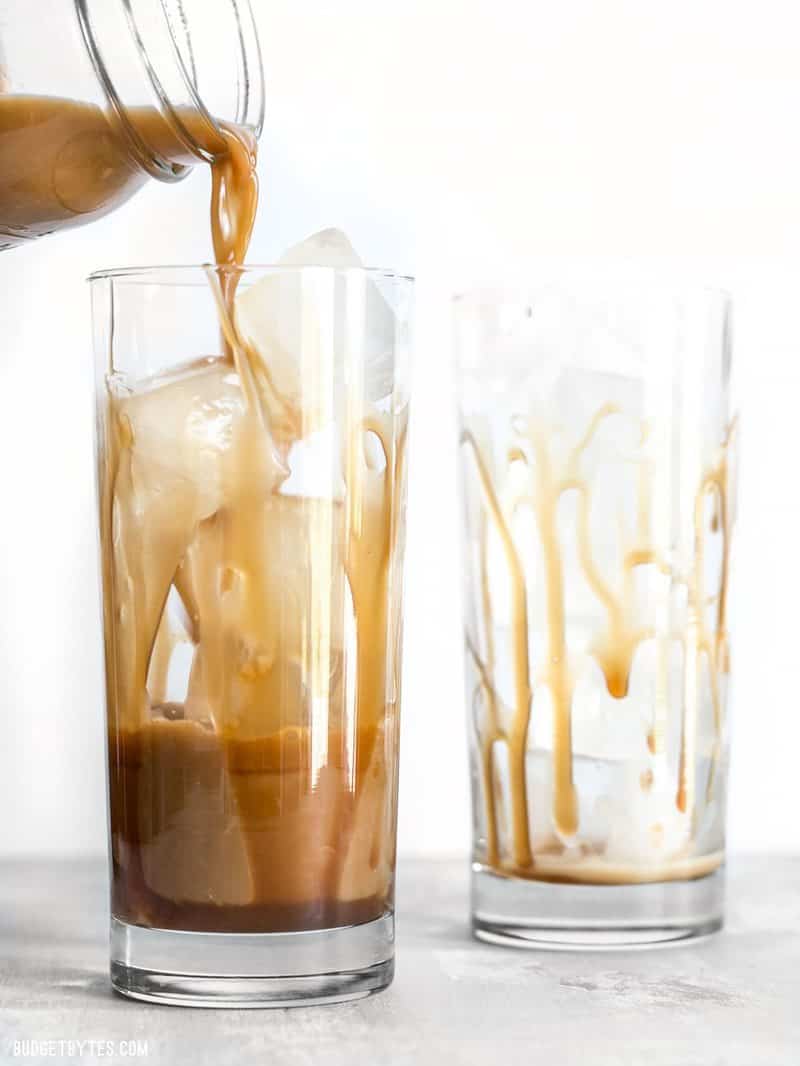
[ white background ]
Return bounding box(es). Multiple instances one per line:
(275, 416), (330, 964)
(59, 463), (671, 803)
(1, 0), (798, 858)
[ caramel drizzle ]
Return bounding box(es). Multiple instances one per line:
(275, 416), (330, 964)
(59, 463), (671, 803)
(343, 413), (396, 787)
(677, 417), (736, 815)
(473, 509), (502, 867)
(508, 405), (658, 836)
(465, 406), (734, 876)
(561, 411), (665, 700)
(519, 430), (578, 835)
(462, 432), (533, 869)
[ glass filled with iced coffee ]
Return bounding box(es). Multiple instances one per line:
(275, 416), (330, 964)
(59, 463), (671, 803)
(456, 286), (736, 947)
(93, 256), (412, 1005)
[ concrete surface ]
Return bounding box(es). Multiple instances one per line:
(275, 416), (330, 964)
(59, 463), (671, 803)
(0, 856), (797, 1065)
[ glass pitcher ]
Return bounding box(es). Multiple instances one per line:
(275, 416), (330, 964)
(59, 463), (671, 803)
(0, 0), (264, 248)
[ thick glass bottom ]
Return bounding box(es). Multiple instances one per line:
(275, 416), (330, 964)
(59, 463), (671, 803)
(471, 863), (724, 950)
(110, 913), (394, 1007)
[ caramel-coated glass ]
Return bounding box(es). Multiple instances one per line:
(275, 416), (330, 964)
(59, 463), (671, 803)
(456, 286), (736, 948)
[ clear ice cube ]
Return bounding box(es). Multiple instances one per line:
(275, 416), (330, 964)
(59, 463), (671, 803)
(234, 229), (397, 439)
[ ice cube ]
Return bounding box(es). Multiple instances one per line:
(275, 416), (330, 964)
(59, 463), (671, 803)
(121, 358), (246, 521)
(279, 228), (365, 269)
(234, 229), (397, 441)
(112, 359), (285, 669)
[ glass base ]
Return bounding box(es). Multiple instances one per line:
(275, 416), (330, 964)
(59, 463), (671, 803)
(110, 913), (394, 1007)
(471, 863), (724, 950)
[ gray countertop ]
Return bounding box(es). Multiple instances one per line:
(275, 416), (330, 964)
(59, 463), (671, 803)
(0, 856), (797, 1066)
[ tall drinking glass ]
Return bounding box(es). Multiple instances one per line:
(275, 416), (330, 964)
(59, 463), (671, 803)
(93, 264), (412, 1005)
(455, 287), (736, 947)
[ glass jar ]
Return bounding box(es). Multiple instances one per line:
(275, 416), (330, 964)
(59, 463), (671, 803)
(0, 0), (265, 248)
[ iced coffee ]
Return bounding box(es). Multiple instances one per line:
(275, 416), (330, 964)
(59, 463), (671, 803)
(91, 95), (411, 1004)
(98, 241), (410, 943)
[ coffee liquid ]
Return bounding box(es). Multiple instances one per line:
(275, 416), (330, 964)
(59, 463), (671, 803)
(0, 96), (147, 246)
(0, 94), (255, 247)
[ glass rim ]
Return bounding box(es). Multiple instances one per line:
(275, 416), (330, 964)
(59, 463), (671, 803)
(87, 263), (415, 285)
(453, 282), (732, 306)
